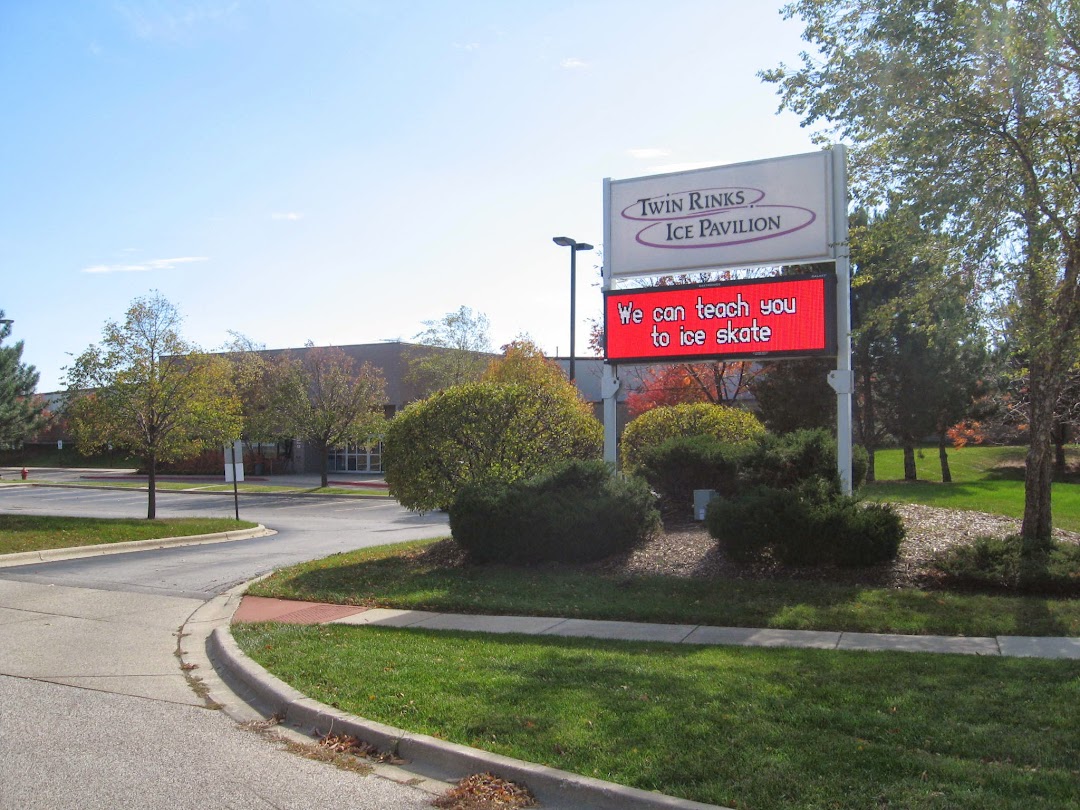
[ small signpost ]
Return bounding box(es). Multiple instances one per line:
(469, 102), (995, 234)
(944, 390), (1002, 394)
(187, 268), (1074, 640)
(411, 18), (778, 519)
(224, 440), (243, 520)
(601, 146), (852, 492)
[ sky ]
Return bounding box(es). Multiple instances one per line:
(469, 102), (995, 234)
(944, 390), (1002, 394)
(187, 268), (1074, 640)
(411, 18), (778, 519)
(1, 1), (826, 392)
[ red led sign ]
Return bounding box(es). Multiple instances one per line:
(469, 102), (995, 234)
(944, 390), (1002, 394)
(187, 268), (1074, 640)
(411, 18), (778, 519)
(604, 275), (836, 363)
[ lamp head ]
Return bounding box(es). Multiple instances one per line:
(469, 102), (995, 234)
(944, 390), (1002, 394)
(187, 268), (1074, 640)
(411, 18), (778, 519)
(553, 236), (593, 251)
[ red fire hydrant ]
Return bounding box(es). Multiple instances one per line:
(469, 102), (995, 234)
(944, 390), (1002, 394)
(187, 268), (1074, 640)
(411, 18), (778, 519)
(20, 468), (28, 480)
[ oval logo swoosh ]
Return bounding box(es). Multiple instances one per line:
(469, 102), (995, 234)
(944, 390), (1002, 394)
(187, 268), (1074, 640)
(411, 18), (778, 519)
(635, 204), (818, 249)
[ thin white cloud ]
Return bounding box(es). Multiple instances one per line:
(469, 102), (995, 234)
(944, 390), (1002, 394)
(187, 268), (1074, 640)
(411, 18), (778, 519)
(453, 42), (481, 52)
(81, 256), (209, 274)
(628, 148), (672, 160)
(115, 2), (240, 43)
(271, 212), (304, 221)
(560, 57), (589, 69)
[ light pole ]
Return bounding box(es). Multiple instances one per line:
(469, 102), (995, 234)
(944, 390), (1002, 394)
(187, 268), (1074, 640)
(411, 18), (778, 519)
(552, 236), (593, 382)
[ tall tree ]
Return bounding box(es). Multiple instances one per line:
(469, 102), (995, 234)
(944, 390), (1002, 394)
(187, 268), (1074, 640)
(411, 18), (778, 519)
(406, 305), (492, 395)
(0, 313), (46, 446)
(277, 346), (387, 488)
(751, 357), (836, 435)
(221, 332), (293, 455)
(763, 0), (1080, 539)
(851, 205), (987, 482)
(64, 293), (242, 519)
(483, 337), (567, 389)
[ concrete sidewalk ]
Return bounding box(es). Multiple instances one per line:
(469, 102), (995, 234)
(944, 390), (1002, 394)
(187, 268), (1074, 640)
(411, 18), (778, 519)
(232, 595), (1080, 659)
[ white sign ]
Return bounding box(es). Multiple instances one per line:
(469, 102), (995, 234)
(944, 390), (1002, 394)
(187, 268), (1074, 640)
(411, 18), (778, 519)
(606, 150), (833, 278)
(223, 440), (245, 483)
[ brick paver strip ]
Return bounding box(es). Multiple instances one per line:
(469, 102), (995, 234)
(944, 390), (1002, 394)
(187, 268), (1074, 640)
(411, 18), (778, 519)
(272, 603), (370, 624)
(232, 596), (367, 624)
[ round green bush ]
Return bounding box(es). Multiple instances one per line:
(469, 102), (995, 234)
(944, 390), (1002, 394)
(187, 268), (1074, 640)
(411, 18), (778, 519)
(384, 381), (602, 512)
(449, 459), (660, 564)
(706, 482), (904, 568)
(823, 500), (905, 567)
(620, 403), (765, 471)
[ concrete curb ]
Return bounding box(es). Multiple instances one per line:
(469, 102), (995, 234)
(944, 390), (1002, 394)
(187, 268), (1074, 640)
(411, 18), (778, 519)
(0, 525), (275, 568)
(209, 625), (727, 810)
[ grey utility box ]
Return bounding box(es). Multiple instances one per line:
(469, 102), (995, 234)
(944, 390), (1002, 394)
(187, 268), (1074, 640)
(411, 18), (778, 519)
(693, 489), (718, 521)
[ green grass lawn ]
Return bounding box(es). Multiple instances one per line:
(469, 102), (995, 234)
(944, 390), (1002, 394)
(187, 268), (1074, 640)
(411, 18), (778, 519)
(0, 515), (257, 554)
(870, 445), (1037, 483)
(234, 622), (1080, 810)
(864, 446), (1080, 532)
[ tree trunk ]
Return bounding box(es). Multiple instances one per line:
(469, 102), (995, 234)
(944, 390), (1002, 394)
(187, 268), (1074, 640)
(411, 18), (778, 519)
(938, 434), (952, 483)
(858, 352), (876, 482)
(147, 453), (157, 520)
(903, 443), (917, 481)
(319, 443), (329, 489)
(1022, 366), (1057, 544)
(1052, 419), (1067, 480)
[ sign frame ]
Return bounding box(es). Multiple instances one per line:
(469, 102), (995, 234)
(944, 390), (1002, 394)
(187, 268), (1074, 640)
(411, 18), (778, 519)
(603, 274), (837, 365)
(606, 150), (834, 279)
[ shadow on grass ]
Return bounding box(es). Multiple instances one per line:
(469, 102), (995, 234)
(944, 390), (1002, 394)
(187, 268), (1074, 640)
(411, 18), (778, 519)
(238, 622), (1080, 810)
(253, 543), (1080, 637)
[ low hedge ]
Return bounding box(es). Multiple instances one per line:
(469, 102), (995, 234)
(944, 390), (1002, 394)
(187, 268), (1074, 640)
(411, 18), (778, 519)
(636, 428), (869, 517)
(449, 459), (661, 564)
(635, 435), (753, 516)
(705, 480), (904, 567)
(931, 534), (1080, 595)
(741, 428), (868, 492)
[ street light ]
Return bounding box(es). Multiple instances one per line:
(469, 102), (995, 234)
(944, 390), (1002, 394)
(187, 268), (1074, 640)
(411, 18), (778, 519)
(552, 236), (593, 382)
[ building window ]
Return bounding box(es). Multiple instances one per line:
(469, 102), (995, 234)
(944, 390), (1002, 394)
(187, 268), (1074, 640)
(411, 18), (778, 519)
(327, 442), (383, 473)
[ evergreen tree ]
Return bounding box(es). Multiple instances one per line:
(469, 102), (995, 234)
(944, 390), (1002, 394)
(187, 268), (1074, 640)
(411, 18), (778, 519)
(0, 313), (45, 446)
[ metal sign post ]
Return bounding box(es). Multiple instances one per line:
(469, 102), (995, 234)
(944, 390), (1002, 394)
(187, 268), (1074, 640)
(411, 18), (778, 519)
(828, 144), (853, 495)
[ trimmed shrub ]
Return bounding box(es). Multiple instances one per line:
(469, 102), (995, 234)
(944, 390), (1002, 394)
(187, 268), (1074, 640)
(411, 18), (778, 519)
(932, 534), (1080, 595)
(704, 486), (804, 564)
(636, 428), (867, 518)
(450, 459), (660, 564)
(742, 428), (867, 492)
(705, 483), (903, 568)
(820, 499), (905, 567)
(635, 435), (754, 515)
(620, 403), (765, 471)
(384, 381), (602, 512)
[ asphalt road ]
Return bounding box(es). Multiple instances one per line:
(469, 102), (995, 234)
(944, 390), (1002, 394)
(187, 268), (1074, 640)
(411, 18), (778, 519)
(0, 484), (449, 598)
(0, 484), (451, 809)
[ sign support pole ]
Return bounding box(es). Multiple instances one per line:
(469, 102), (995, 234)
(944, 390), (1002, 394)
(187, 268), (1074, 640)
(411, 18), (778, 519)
(602, 364), (621, 466)
(601, 177), (621, 469)
(828, 145), (854, 495)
